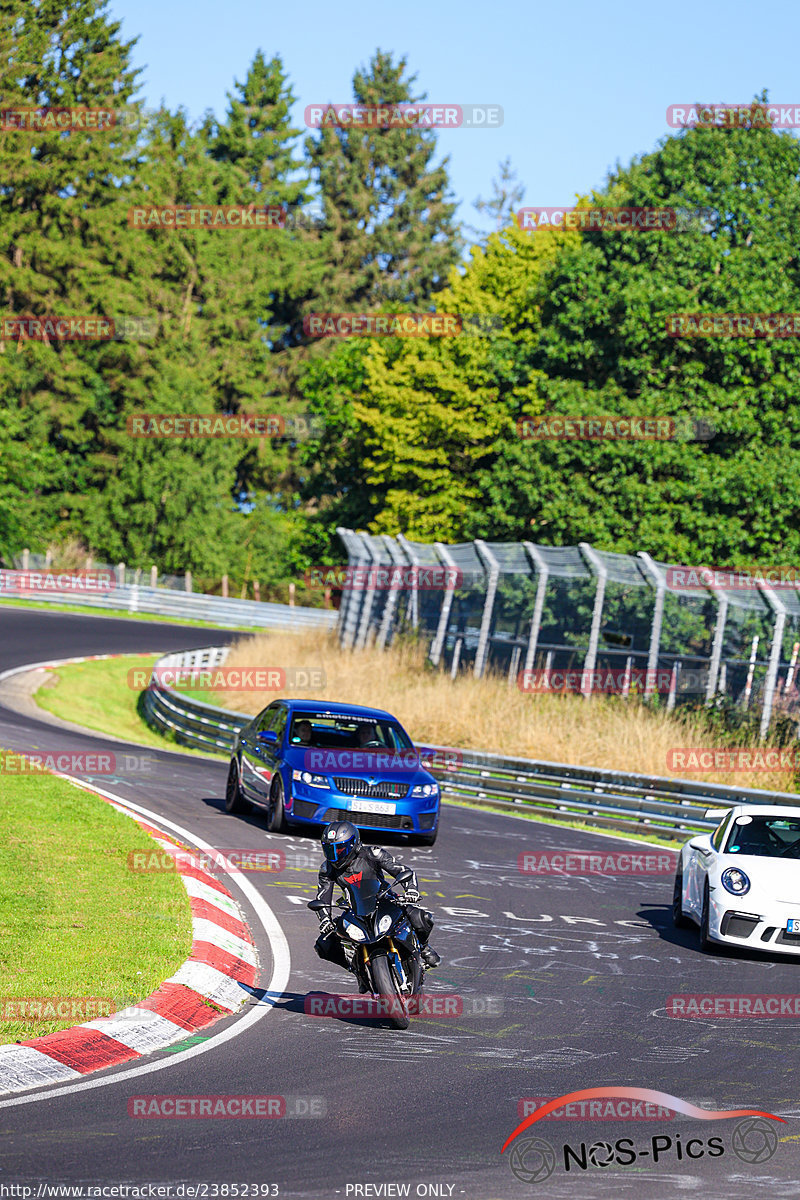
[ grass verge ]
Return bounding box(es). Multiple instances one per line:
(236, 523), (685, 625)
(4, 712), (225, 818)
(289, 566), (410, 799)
(0, 772), (192, 1043)
(33, 655), (222, 757)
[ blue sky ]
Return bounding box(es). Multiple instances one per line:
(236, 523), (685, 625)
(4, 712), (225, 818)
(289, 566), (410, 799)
(109, 0), (800, 238)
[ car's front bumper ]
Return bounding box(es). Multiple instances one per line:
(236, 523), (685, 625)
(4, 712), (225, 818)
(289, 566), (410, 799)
(285, 782), (438, 835)
(709, 890), (800, 954)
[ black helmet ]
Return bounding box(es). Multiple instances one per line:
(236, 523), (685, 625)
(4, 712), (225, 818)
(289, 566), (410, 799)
(322, 820), (361, 869)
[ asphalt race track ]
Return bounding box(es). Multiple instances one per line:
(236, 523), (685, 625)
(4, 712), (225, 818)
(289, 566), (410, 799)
(0, 608), (797, 1198)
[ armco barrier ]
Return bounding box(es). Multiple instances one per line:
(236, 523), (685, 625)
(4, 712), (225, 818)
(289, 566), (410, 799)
(140, 647), (800, 835)
(0, 581), (338, 632)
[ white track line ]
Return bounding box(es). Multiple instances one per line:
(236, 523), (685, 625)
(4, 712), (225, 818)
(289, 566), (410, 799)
(0, 782), (291, 1108)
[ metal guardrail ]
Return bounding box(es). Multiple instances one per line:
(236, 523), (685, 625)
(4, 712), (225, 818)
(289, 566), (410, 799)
(0, 583), (338, 631)
(140, 645), (800, 836)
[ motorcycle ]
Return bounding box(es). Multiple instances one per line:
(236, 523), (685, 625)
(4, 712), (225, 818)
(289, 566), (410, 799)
(309, 868), (425, 1030)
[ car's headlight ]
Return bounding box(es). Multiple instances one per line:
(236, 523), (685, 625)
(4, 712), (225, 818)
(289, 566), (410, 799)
(377, 913), (393, 934)
(411, 783), (438, 797)
(292, 770), (329, 789)
(721, 867), (751, 896)
(343, 921), (366, 941)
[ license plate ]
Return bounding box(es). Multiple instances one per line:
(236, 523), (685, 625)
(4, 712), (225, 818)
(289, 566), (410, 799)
(787, 919), (800, 933)
(350, 799), (396, 815)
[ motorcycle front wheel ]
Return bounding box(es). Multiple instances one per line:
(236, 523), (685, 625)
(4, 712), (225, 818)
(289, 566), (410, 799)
(369, 954), (410, 1031)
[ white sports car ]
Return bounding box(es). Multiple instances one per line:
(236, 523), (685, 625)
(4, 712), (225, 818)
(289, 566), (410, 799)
(673, 803), (800, 954)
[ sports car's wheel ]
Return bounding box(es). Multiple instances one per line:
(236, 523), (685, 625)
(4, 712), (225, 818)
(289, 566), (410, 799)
(266, 774), (288, 833)
(225, 759), (250, 814)
(672, 867), (691, 928)
(699, 879), (715, 952)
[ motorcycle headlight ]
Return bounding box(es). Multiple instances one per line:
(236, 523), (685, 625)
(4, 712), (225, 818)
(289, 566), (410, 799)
(292, 770), (329, 789)
(721, 867), (751, 896)
(377, 913), (393, 934)
(411, 784), (438, 797)
(343, 921), (366, 941)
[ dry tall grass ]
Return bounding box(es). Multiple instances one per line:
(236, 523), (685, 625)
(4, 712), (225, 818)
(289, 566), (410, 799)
(215, 629), (796, 792)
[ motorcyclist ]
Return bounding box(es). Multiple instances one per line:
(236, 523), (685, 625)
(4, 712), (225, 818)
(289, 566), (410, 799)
(312, 820), (441, 986)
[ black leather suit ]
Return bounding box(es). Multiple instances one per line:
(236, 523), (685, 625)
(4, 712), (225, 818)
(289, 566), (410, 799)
(313, 845), (434, 971)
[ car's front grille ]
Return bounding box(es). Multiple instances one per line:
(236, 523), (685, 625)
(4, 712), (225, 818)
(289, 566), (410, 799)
(775, 929), (800, 947)
(333, 777), (408, 799)
(291, 799), (319, 819)
(720, 912), (759, 939)
(322, 806), (410, 830)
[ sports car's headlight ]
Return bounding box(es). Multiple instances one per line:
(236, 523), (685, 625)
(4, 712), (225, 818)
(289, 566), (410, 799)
(292, 770), (329, 789)
(411, 784), (438, 797)
(721, 867), (751, 896)
(377, 913), (393, 934)
(343, 921), (366, 941)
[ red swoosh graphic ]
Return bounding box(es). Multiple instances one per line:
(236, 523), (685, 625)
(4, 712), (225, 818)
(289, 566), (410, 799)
(501, 1087), (784, 1153)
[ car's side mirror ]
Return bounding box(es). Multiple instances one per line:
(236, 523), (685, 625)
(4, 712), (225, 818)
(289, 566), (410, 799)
(258, 730), (278, 744)
(689, 838), (712, 855)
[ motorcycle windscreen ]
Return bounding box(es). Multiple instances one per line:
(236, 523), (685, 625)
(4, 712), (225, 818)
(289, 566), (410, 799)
(343, 875), (384, 916)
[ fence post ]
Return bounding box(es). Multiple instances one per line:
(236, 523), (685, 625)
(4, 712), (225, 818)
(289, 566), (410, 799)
(429, 543), (460, 667)
(397, 534), (421, 630)
(637, 552), (666, 699)
(184, 571), (192, 593)
(288, 581), (295, 606)
(22, 548), (29, 569)
(578, 543), (607, 698)
(522, 542), (549, 677)
(336, 529), (368, 650)
(376, 535), (407, 650)
(473, 540), (500, 679)
(221, 574), (228, 598)
(355, 537), (382, 650)
(150, 565), (158, 588)
(116, 562), (125, 587)
(758, 583), (787, 737)
(705, 589), (729, 701)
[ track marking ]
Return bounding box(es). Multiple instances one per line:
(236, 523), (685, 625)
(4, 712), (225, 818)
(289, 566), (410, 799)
(0, 782), (290, 1108)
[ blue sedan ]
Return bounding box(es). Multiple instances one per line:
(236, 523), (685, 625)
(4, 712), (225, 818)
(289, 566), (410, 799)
(224, 699), (440, 845)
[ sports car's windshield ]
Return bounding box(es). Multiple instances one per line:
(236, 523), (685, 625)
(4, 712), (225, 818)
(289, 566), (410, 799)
(724, 816), (800, 858)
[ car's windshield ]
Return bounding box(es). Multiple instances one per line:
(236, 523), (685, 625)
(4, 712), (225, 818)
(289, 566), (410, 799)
(724, 815), (800, 858)
(288, 713), (413, 752)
